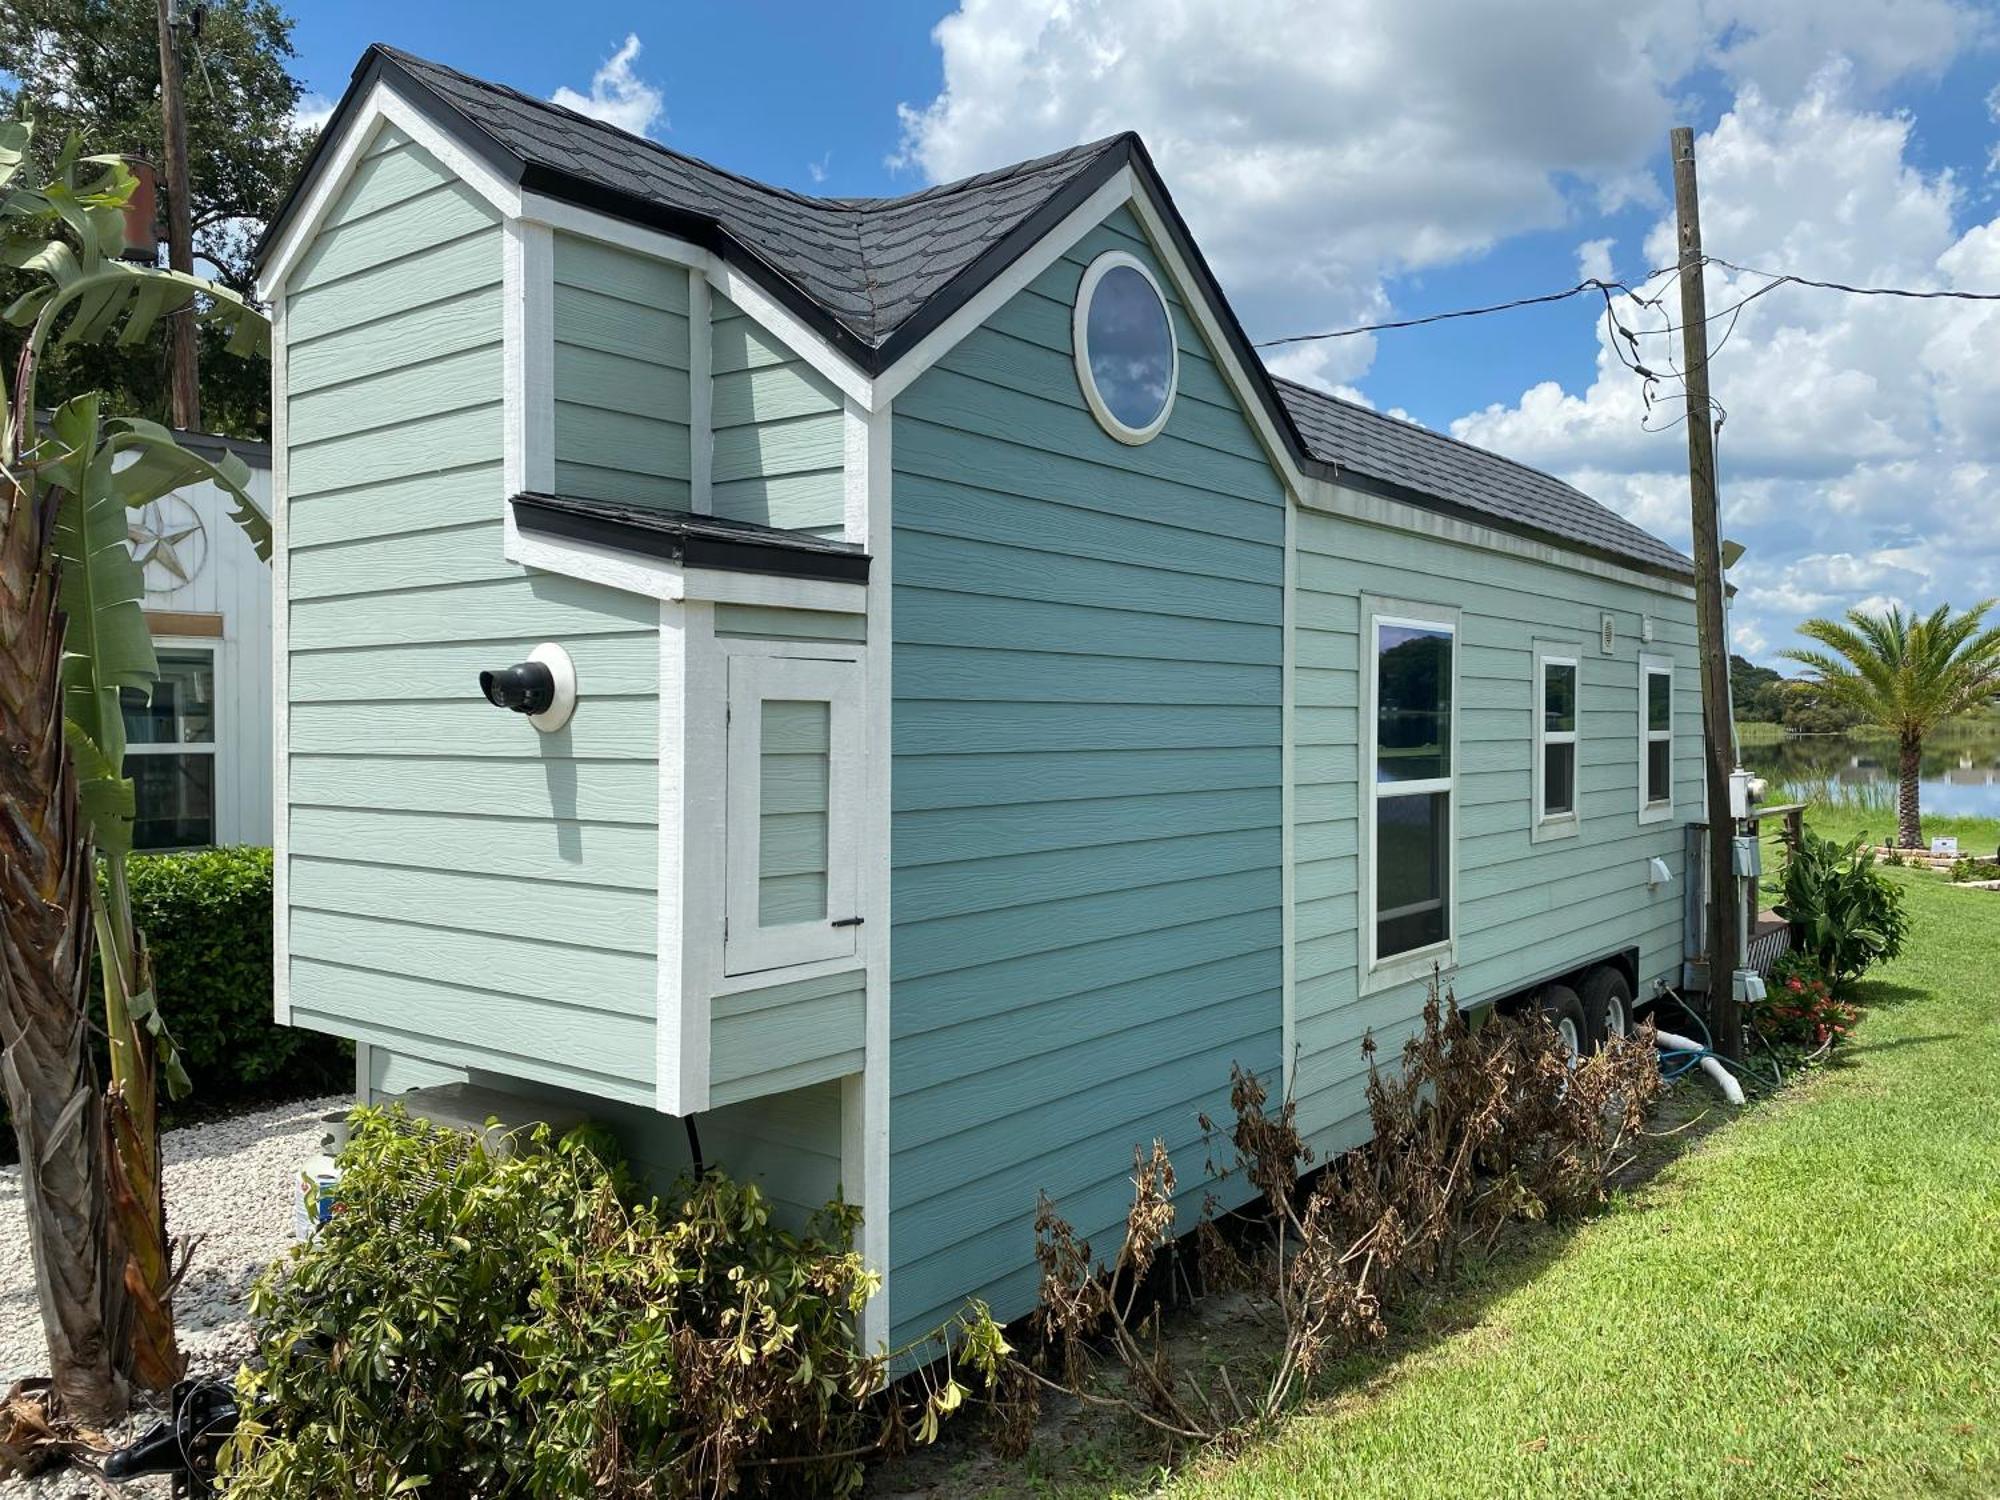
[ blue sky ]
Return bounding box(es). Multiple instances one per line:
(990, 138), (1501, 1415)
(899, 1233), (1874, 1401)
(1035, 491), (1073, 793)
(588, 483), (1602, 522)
(289, 2), (2000, 662)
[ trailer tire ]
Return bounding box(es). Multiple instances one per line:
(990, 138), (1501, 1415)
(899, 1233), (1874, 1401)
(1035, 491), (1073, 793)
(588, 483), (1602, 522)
(1580, 967), (1635, 1049)
(1539, 983), (1589, 1061)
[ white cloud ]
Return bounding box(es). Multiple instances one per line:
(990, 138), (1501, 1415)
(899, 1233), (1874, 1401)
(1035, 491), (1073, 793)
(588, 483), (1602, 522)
(1454, 70), (2000, 657)
(292, 93), (337, 135)
(552, 34), (666, 138)
(807, 152), (832, 185)
(1577, 238), (1616, 285)
(893, 0), (1992, 658)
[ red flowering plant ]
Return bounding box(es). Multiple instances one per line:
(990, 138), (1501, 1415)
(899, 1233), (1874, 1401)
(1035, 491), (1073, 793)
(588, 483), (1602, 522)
(1752, 953), (1860, 1053)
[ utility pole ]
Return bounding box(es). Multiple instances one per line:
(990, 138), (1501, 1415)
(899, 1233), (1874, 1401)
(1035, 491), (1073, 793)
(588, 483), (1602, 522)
(1670, 125), (1743, 1061)
(155, 0), (200, 431)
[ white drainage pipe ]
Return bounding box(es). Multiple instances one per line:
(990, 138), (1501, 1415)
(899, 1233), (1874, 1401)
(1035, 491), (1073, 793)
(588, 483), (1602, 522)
(1653, 1027), (1746, 1106)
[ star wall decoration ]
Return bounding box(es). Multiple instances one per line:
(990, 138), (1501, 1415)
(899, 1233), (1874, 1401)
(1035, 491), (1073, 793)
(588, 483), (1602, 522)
(128, 496), (209, 595)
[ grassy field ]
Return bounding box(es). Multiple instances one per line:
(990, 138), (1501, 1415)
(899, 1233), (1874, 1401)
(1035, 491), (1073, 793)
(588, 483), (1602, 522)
(1165, 805), (2000, 1499)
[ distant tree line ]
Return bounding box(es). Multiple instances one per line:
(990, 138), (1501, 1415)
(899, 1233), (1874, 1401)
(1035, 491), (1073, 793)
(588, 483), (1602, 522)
(1731, 654), (1865, 734)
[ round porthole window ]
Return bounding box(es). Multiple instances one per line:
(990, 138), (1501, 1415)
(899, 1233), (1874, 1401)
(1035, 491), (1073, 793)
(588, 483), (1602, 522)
(1073, 250), (1178, 444)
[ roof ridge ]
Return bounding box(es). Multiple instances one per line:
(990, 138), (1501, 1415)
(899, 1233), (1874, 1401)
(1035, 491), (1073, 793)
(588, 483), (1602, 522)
(377, 44), (1127, 222)
(1270, 371), (1602, 503)
(373, 43), (849, 215)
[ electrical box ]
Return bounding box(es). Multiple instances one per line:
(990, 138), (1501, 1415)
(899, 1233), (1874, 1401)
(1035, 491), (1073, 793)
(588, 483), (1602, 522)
(1732, 970), (1767, 1005)
(1728, 767), (1757, 820)
(1732, 835), (1761, 878)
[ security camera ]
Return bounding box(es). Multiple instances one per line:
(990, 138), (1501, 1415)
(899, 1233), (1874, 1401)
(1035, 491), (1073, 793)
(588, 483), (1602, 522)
(480, 661), (555, 714)
(478, 642), (576, 733)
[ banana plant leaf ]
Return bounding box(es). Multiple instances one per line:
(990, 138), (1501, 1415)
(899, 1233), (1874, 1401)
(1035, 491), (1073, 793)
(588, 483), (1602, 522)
(47, 394), (155, 857)
(104, 416), (271, 559)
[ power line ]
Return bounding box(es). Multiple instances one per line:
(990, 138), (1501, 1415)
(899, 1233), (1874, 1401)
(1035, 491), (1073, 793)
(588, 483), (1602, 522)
(1254, 255), (2000, 349)
(1251, 274), (1667, 347)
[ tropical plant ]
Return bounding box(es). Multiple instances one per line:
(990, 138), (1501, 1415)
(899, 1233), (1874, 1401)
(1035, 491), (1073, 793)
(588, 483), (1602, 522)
(223, 1108), (1007, 1499)
(1753, 952), (1859, 1053)
(0, 0), (316, 437)
(1782, 601), (2000, 846)
(1, 117), (268, 1419)
(1775, 830), (1910, 989)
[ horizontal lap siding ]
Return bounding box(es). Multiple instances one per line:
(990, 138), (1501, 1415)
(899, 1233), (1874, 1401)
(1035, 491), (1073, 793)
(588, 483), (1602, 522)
(709, 293), (843, 533)
(553, 234), (692, 508)
(888, 208), (1286, 1346)
(1291, 506), (1699, 1157)
(285, 134), (658, 1099)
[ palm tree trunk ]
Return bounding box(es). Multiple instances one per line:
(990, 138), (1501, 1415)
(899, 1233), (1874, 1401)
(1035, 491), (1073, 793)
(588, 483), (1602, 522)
(1897, 733), (1923, 849)
(98, 855), (183, 1391)
(0, 468), (127, 1424)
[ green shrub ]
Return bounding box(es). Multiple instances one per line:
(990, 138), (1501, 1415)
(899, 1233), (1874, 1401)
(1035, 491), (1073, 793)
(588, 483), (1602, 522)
(1949, 855), (2000, 883)
(118, 847), (347, 1104)
(0, 847), (346, 1165)
(1776, 829), (1910, 988)
(222, 1107), (1003, 1499)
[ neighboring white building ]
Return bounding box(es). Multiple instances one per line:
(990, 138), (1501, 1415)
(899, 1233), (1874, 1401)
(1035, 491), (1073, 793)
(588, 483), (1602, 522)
(123, 430), (273, 849)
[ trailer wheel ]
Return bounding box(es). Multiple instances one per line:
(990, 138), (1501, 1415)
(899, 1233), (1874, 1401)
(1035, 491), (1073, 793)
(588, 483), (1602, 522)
(1580, 967), (1635, 1049)
(1539, 983), (1589, 1061)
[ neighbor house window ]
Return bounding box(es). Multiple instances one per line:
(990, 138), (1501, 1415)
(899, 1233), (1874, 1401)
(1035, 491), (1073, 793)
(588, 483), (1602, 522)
(723, 649), (863, 976)
(120, 646), (216, 849)
(1368, 607), (1457, 972)
(1073, 250), (1178, 444)
(1533, 644), (1580, 840)
(1638, 653), (1674, 824)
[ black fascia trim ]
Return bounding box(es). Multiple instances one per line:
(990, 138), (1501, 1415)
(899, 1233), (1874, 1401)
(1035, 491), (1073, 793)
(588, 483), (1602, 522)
(253, 47), (528, 275)
(1317, 462), (1696, 585)
(511, 493), (871, 584)
(870, 137), (1137, 370)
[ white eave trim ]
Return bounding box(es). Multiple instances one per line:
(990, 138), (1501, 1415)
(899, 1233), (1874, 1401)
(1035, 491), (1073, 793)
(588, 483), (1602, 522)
(257, 78), (523, 300)
(505, 513), (868, 614)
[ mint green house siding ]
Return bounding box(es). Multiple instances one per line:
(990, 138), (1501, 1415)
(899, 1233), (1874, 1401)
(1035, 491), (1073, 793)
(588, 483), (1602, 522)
(709, 292), (844, 533)
(888, 207), (1288, 1345)
(283, 130), (664, 1106)
(552, 233), (692, 507)
(1288, 508), (1700, 1156)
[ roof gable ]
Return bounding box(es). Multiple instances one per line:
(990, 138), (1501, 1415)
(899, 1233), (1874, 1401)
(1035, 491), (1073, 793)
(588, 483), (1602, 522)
(259, 44), (1694, 583)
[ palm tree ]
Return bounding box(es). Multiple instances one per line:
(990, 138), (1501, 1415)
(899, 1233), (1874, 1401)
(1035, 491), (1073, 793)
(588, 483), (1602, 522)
(1782, 601), (2000, 849)
(3, 123), (268, 1420)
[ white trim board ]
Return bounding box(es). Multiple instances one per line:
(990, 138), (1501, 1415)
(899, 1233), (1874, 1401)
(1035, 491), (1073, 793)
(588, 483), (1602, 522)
(854, 398), (895, 1357)
(257, 80), (522, 300)
(505, 515), (867, 613)
(269, 294), (291, 1026)
(500, 219), (555, 569)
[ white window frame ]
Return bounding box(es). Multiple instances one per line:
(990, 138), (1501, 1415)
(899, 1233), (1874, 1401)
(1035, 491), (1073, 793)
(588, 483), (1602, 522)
(1638, 652), (1675, 825)
(123, 637), (220, 851)
(1360, 599), (1460, 993)
(1532, 642), (1582, 842)
(1072, 249), (1179, 446)
(722, 648), (864, 977)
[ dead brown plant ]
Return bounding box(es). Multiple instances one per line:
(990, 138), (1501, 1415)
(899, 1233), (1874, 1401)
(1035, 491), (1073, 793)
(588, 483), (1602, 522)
(994, 972), (1663, 1456)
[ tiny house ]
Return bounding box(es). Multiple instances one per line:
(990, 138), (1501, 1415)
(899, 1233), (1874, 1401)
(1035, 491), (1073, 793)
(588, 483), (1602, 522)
(257, 47), (1705, 1352)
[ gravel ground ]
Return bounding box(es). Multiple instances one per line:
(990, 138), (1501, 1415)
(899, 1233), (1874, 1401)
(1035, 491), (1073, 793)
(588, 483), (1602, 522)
(2, 1094), (348, 1495)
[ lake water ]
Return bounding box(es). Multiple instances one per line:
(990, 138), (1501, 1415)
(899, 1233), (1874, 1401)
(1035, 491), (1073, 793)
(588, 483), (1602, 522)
(1740, 722), (2000, 822)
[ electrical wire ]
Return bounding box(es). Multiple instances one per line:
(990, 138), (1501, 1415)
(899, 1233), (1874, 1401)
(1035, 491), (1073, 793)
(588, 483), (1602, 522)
(1252, 254), (2000, 351)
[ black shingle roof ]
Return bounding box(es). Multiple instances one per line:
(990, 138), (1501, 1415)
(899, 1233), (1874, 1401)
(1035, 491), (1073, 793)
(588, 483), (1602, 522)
(331, 47), (1129, 363)
(263, 45), (1693, 580)
(1275, 379), (1692, 575)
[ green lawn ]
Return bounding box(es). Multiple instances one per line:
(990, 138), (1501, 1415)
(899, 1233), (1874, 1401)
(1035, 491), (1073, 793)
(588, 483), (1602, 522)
(1168, 808), (2000, 1499)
